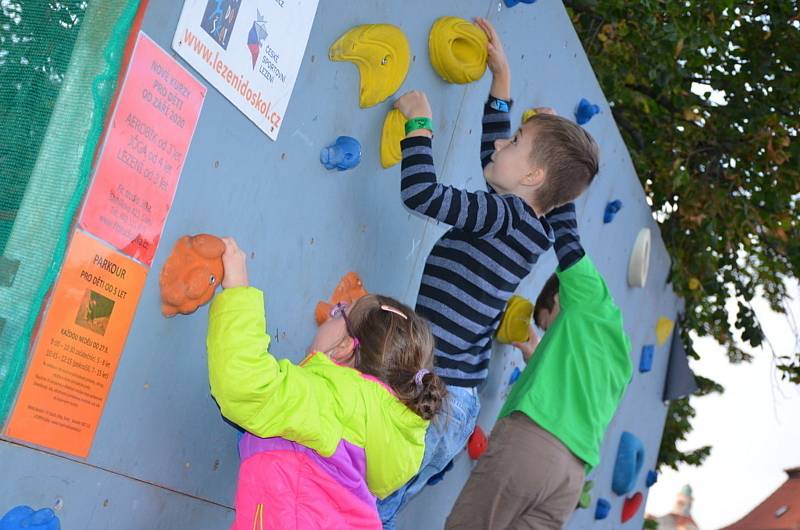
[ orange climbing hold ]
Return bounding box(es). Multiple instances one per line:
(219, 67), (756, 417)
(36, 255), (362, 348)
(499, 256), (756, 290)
(467, 425), (488, 460)
(160, 234), (225, 317)
(315, 272), (369, 325)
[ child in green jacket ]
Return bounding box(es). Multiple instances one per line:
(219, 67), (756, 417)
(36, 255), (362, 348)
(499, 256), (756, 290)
(446, 204), (632, 529)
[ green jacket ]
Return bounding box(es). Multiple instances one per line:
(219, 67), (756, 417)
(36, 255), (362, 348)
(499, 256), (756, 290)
(500, 256), (632, 470)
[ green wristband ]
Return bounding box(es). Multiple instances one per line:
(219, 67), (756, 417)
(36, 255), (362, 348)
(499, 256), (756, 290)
(405, 117), (433, 135)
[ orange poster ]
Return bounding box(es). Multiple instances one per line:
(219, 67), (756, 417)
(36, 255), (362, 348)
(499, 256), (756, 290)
(80, 32), (205, 265)
(6, 230), (147, 457)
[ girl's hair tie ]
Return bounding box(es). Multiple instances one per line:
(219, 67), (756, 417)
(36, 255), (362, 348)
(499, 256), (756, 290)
(414, 368), (430, 388)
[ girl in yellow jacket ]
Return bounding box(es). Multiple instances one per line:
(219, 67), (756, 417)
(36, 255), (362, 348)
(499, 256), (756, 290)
(207, 238), (447, 530)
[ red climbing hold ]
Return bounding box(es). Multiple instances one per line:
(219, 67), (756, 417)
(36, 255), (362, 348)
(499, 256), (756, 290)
(467, 425), (488, 460)
(621, 492), (643, 523)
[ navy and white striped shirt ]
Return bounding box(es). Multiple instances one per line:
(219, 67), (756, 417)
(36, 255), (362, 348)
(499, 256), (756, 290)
(400, 99), (556, 387)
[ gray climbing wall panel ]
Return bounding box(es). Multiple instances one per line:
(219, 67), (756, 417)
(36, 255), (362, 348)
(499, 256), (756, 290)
(0, 1), (679, 528)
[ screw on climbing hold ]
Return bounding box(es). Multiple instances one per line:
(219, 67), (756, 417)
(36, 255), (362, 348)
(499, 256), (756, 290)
(621, 492), (643, 523)
(639, 344), (655, 373)
(603, 200), (623, 223)
(646, 469), (658, 488)
(467, 425), (488, 460)
(508, 366), (522, 385)
(504, 0), (537, 6)
(595, 498), (611, 520)
(688, 277), (701, 290)
(320, 136), (362, 171)
(575, 98), (600, 125)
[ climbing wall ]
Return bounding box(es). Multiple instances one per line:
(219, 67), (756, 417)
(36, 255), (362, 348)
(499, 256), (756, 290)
(0, 1), (680, 528)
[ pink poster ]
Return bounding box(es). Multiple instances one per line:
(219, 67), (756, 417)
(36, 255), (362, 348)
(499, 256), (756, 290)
(81, 32), (206, 266)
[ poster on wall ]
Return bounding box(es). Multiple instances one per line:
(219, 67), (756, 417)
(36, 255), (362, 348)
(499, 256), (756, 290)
(5, 230), (148, 458)
(80, 32), (206, 266)
(172, 0), (319, 140)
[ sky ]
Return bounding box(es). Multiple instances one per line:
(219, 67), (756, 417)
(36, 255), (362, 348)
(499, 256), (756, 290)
(645, 279), (800, 530)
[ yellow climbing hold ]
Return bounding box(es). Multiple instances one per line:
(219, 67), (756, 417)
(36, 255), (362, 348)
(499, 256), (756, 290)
(688, 277), (701, 290)
(381, 109), (406, 168)
(496, 295), (533, 344)
(522, 108), (538, 123)
(656, 317), (675, 346)
(429, 16), (488, 84)
(329, 24), (411, 108)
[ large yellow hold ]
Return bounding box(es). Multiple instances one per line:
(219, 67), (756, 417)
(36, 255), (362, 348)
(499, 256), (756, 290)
(429, 16), (488, 84)
(496, 295), (534, 344)
(380, 109), (407, 168)
(329, 24), (411, 108)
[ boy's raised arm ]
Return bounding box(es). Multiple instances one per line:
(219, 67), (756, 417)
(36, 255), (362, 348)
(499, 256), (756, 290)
(546, 202), (585, 271)
(476, 16), (512, 171)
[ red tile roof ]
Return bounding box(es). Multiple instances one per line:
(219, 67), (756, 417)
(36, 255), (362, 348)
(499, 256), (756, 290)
(719, 467), (800, 530)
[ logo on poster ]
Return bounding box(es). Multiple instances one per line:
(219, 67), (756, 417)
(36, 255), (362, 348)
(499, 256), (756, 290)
(200, 0), (242, 50)
(247, 9), (268, 68)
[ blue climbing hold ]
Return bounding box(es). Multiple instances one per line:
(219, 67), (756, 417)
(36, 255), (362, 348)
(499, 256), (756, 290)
(646, 469), (658, 488)
(504, 0), (537, 6)
(0, 506), (60, 530)
(612, 431), (645, 495)
(639, 344), (655, 373)
(508, 366), (522, 385)
(595, 498), (611, 520)
(320, 136), (362, 171)
(575, 98), (600, 125)
(603, 200), (623, 223)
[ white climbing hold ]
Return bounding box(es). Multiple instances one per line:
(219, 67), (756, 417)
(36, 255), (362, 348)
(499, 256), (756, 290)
(628, 228), (651, 288)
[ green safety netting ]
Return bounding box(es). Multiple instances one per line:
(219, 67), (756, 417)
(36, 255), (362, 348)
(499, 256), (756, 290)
(0, 0), (140, 423)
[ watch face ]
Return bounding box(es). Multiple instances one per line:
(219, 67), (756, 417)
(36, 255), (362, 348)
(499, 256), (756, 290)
(491, 99), (509, 112)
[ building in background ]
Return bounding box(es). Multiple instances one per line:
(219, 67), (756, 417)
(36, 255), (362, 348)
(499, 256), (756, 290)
(719, 467), (800, 530)
(647, 484), (701, 530)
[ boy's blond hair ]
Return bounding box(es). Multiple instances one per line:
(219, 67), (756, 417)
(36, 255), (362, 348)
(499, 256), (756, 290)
(527, 114), (599, 213)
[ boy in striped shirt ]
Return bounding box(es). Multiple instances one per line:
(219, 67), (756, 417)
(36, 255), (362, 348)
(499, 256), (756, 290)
(377, 17), (600, 527)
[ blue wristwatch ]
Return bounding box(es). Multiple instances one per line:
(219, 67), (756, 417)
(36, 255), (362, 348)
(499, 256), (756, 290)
(488, 96), (511, 113)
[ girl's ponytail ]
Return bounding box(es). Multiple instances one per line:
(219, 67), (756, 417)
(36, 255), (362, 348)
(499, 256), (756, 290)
(407, 369), (447, 420)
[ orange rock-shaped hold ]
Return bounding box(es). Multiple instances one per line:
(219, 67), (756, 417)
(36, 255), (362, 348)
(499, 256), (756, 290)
(160, 234), (225, 317)
(315, 272), (369, 325)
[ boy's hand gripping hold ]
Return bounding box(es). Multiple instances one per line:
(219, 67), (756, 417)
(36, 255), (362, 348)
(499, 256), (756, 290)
(475, 17), (510, 101)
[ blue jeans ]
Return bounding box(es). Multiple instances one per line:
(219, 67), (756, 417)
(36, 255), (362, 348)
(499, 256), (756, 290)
(378, 385), (481, 529)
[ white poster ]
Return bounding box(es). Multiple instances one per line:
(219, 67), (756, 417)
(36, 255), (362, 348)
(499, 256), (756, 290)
(172, 0), (319, 140)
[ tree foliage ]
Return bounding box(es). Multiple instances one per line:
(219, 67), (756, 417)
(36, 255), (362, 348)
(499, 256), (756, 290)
(567, 0), (799, 469)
